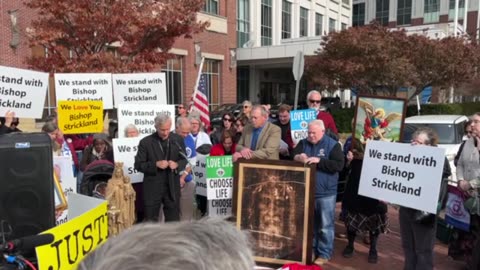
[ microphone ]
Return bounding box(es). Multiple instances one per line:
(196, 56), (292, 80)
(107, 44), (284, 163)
(173, 141), (196, 181)
(174, 141), (188, 160)
(3, 233), (54, 252)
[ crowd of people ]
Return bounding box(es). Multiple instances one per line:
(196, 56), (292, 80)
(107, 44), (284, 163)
(1, 90), (479, 270)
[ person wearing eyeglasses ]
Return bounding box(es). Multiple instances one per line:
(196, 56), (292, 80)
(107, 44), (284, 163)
(241, 100), (252, 120)
(307, 90), (338, 140)
(210, 112), (236, 145)
(399, 127), (451, 270)
(456, 113), (480, 270)
(176, 104), (187, 118)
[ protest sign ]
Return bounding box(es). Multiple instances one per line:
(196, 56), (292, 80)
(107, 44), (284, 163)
(112, 73), (167, 106)
(113, 137), (143, 183)
(445, 186), (470, 231)
(206, 156), (233, 200)
(290, 109), (317, 144)
(194, 154), (208, 197)
(0, 65), (49, 118)
(117, 104), (175, 138)
(58, 101), (103, 134)
(55, 73), (113, 109)
(208, 198), (232, 218)
(36, 194), (108, 270)
(54, 156), (76, 225)
(359, 140), (445, 213)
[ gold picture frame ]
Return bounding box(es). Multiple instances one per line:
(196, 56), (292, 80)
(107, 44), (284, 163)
(53, 172), (67, 211)
(233, 159), (315, 266)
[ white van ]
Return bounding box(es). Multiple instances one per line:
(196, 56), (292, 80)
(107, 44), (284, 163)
(403, 115), (469, 183)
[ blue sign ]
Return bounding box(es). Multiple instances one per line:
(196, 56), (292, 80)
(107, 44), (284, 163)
(290, 109), (317, 144)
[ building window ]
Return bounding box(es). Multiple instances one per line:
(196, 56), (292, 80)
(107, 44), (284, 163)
(315, 13), (324, 36)
(202, 60), (220, 109)
(261, 0), (272, 46)
(282, 0), (292, 39)
(342, 0), (350, 4)
(329, 18), (336, 33)
(203, 0), (219, 15)
(352, 3), (365, 27)
(300, 7), (309, 37)
(449, 0), (465, 20)
(237, 0), (250, 47)
(397, 0), (412, 25)
(424, 0), (440, 23)
(237, 67), (249, 103)
(341, 23), (347, 30)
(161, 57), (183, 105)
(375, 0), (389, 26)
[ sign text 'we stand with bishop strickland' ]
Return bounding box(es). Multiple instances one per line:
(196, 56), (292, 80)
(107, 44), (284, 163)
(368, 149), (437, 196)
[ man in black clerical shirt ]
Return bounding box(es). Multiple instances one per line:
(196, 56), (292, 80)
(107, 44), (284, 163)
(134, 113), (187, 222)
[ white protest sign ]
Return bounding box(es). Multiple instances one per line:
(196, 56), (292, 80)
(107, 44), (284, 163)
(359, 140), (445, 213)
(54, 156), (76, 225)
(208, 199), (232, 218)
(112, 73), (167, 106)
(0, 65), (49, 118)
(206, 156), (233, 200)
(290, 109), (317, 145)
(194, 154), (208, 197)
(113, 137), (143, 183)
(117, 104), (175, 138)
(55, 73), (114, 109)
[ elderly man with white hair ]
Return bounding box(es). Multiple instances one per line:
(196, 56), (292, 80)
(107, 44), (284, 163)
(307, 90), (338, 139)
(293, 119), (344, 266)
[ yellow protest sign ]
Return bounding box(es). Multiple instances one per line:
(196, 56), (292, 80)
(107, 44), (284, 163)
(36, 201), (108, 270)
(58, 101), (103, 134)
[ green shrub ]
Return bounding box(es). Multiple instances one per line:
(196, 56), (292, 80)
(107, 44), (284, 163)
(331, 108), (354, 133)
(407, 102), (480, 117)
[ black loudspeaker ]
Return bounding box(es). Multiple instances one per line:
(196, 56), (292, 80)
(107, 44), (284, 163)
(0, 132), (55, 240)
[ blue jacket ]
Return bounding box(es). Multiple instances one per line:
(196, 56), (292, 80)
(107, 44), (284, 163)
(293, 135), (344, 198)
(184, 135), (197, 182)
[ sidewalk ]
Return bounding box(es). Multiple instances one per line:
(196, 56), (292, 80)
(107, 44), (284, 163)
(321, 204), (466, 270)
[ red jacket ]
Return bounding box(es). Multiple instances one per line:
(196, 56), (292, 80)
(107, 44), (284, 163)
(210, 143), (237, 156)
(317, 111), (338, 134)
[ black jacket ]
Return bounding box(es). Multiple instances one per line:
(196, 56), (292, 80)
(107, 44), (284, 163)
(134, 132), (187, 202)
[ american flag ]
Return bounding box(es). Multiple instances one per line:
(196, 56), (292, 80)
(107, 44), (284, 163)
(191, 73), (210, 129)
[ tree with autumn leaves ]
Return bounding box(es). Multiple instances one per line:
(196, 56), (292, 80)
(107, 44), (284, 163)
(306, 23), (480, 99)
(25, 0), (207, 73)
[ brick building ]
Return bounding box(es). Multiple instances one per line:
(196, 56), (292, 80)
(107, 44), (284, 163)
(0, 0), (236, 122)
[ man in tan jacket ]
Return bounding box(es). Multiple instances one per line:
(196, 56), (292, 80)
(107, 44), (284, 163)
(233, 105), (280, 161)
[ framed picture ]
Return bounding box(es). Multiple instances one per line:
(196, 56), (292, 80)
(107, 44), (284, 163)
(353, 95), (407, 146)
(233, 159), (315, 266)
(53, 172), (67, 211)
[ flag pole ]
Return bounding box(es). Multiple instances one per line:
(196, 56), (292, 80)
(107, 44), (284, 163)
(189, 57), (206, 113)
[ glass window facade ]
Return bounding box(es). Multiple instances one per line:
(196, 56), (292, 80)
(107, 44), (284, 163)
(261, 0), (272, 46)
(315, 13), (324, 36)
(203, 0), (219, 15)
(300, 7), (309, 37)
(329, 18), (336, 33)
(161, 57), (183, 105)
(352, 3), (365, 27)
(202, 60), (221, 110)
(448, 0), (465, 20)
(375, 0), (389, 26)
(282, 0), (292, 39)
(424, 0), (440, 23)
(237, 0), (250, 47)
(397, 0), (412, 25)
